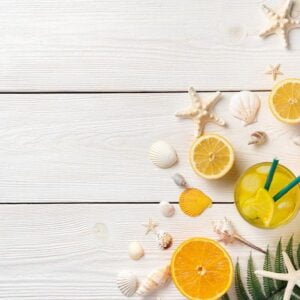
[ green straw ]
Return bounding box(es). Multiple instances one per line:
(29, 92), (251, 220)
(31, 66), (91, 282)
(273, 176), (300, 202)
(264, 158), (279, 191)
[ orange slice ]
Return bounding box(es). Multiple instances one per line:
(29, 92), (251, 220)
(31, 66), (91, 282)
(179, 188), (212, 217)
(171, 238), (233, 300)
(269, 78), (300, 124)
(189, 134), (234, 180)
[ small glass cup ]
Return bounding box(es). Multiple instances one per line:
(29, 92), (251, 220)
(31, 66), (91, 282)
(234, 162), (300, 229)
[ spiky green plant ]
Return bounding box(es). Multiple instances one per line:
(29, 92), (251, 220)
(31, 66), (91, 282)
(223, 236), (300, 300)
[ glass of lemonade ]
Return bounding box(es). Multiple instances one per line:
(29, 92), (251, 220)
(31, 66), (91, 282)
(235, 162), (300, 229)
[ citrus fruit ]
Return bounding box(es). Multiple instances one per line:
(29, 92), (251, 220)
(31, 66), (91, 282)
(269, 78), (300, 124)
(171, 238), (233, 300)
(241, 188), (274, 227)
(189, 134), (234, 179)
(179, 188), (212, 217)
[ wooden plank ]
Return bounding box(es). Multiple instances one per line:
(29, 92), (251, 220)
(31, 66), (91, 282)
(0, 203), (298, 299)
(0, 92), (298, 203)
(0, 0), (299, 91)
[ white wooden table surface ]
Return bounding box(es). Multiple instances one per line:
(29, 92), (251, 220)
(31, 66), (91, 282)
(0, 0), (299, 299)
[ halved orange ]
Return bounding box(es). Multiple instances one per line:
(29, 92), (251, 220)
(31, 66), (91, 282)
(171, 238), (233, 300)
(189, 134), (234, 180)
(269, 78), (300, 124)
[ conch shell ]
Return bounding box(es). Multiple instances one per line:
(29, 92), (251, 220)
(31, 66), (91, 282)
(136, 264), (170, 296)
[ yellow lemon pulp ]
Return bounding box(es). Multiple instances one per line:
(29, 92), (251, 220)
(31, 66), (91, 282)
(269, 78), (300, 124)
(171, 238), (233, 300)
(189, 134), (234, 180)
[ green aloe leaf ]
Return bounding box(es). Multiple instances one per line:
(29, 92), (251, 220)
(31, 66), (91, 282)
(297, 242), (300, 269)
(268, 288), (285, 300)
(220, 293), (230, 300)
(275, 238), (287, 290)
(247, 254), (265, 300)
(286, 235), (295, 267)
(263, 247), (276, 297)
(235, 260), (250, 300)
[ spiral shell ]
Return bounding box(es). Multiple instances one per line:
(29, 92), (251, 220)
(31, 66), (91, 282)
(230, 91), (261, 125)
(172, 173), (188, 188)
(156, 230), (173, 249)
(136, 265), (170, 296)
(159, 201), (175, 217)
(248, 131), (267, 145)
(128, 241), (144, 261)
(149, 141), (178, 169)
(117, 271), (138, 297)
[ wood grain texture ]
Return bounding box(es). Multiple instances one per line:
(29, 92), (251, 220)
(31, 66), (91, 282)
(0, 92), (298, 203)
(0, 203), (298, 299)
(0, 0), (300, 91)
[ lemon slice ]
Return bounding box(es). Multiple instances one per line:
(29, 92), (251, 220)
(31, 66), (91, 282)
(189, 134), (234, 179)
(269, 78), (300, 124)
(242, 188), (274, 227)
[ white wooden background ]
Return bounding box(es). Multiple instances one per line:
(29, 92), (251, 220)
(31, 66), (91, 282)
(0, 0), (299, 299)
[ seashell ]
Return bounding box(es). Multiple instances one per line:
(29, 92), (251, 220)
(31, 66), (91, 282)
(149, 141), (178, 169)
(128, 241), (144, 261)
(292, 136), (300, 146)
(159, 201), (175, 217)
(117, 271), (138, 297)
(229, 91), (261, 125)
(136, 264), (170, 296)
(172, 173), (187, 188)
(156, 230), (173, 249)
(248, 131), (267, 145)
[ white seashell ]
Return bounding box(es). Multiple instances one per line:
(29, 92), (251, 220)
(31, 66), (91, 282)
(149, 141), (178, 169)
(136, 265), (170, 296)
(156, 230), (173, 249)
(159, 201), (175, 217)
(172, 173), (187, 187)
(248, 131), (267, 145)
(229, 91), (261, 126)
(117, 271), (138, 297)
(292, 136), (300, 146)
(128, 241), (144, 261)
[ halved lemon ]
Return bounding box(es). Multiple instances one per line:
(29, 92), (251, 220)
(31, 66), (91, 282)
(189, 134), (234, 179)
(171, 238), (233, 300)
(269, 78), (300, 124)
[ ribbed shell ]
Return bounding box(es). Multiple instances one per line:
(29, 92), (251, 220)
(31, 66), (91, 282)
(117, 271), (138, 297)
(136, 265), (170, 296)
(248, 131), (267, 145)
(149, 141), (178, 169)
(229, 91), (261, 125)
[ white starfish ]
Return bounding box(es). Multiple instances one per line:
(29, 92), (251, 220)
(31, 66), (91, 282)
(265, 64), (284, 81)
(259, 0), (300, 48)
(142, 218), (158, 235)
(255, 251), (300, 300)
(175, 87), (225, 137)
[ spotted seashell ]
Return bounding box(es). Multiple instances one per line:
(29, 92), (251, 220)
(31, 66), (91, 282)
(248, 131), (267, 145)
(136, 265), (170, 296)
(156, 230), (173, 249)
(230, 91), (261, 125)
(159, 201), (175, 217)
(149, 141), (178, 169)
(172, 173), (187, 187)
(128, 241), (144, 261)
(117, 271), (138, 297)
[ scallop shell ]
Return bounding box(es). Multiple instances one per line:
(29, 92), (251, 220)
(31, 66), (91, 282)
(128, 241), (144, 261)
(149, 141), (178, 169)
(117, 271), (138, 297)
(136, 265), (170, 296)
(229, 91), (261, 125)
(159, 201), (175, 217)
(172, 173), (187, 187)
(292, 135), (300, 146)
(248, 131), (267, 145)
(156, 230), (173, 249)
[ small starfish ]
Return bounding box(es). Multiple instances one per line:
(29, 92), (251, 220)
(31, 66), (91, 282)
(265, 64), (284, 80)
(175, 87), (225, 137)
(259, 0), (300, 48)
(255, 251), (300, 300)
(143, 218), (158, 235)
